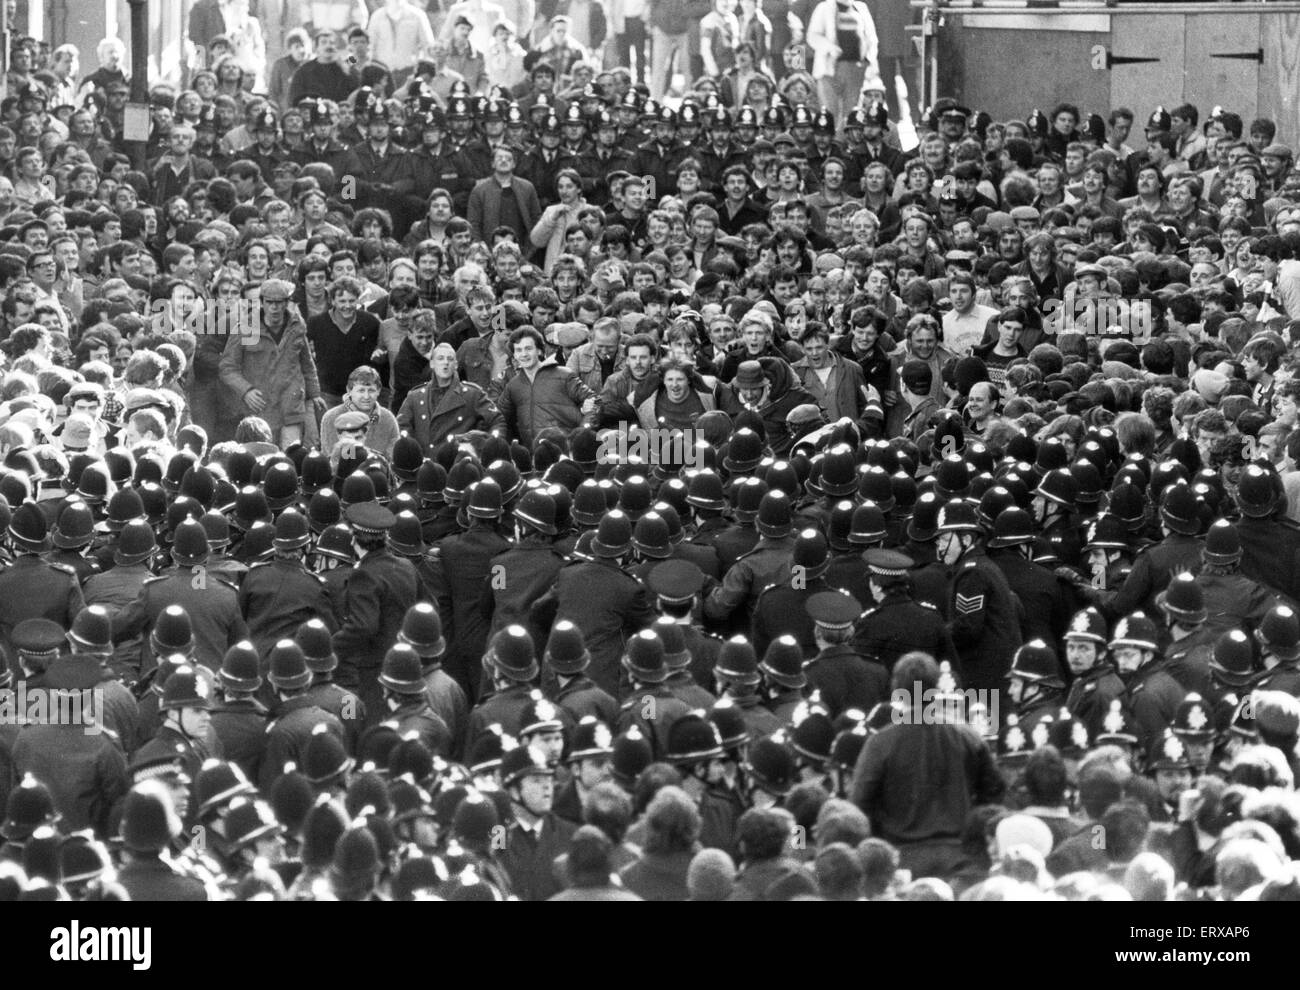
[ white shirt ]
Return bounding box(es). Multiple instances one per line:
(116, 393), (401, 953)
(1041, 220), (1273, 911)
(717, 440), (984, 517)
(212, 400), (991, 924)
(941, 304), (998, 356)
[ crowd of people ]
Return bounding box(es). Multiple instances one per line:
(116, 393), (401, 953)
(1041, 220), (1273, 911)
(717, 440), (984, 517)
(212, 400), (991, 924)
(0, 0), (1298, 903)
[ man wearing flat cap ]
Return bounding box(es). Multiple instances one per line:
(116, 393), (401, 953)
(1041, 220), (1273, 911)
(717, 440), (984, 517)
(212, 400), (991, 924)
(333, 502), (420, 725)
(219, 278), (324, 449)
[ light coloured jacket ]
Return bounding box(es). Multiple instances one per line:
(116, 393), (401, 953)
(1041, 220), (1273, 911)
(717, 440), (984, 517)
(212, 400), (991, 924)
(368, 3), (437, 72)
(218, 310), (320, 434)
(567, 341), (624, 394)
(530, 198), (588, 273)
(806, 0), (878, 80)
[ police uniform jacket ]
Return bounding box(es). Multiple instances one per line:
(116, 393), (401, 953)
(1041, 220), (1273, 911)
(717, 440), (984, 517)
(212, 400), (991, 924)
(947, 547), (1023, 692)
(211, 697), (269, 783)
(260, 695), (345, 791)
(238, 559), (334, 662)
(332, 548), (420, 722)
(421, 667), (468, 759)
(304, 680), (366, 755)
(550, 674), (620, 726)
(428, 526), (512, 698)
(666, 670), (716, 711)
(0, 554), (84, 662)
(134, 724), (212, 785)
(531, 558), (656, 698)
(112, 569), (247, 673)
(1163, 628), (1216, 697)
(852, 592), (955, 672)
(466, 682), (536, 748)
(488, 541), (567, 643)
(11, 721), (128, 836)
(43, 652), (141, 754)
(988, 549), (1073, 646)
(118, 853), (209, 901)
(805, 643), (890, 718)
(751, 575), (840, 659)
(1108, 533), (1204, 620)
(1196, 571), (1279, 639)
(1065, 663), (1125, 739)
(85, 561), (158, 663)
(340, 140), (417, 211)
(502, 812), (577, 901)
(616, 685), (692, 758)
(705, 534), (796, 623)
(388, 698), (453, 758)
(1256, 662), (1300, 697)
(1237, 515), (1300, 600)
(1124, 661), (1187, 755)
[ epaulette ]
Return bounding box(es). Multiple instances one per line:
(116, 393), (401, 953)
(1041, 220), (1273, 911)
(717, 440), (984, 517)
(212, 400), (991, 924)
(961, 559), (978, 569)
(214, 576), (242, 592)
(919, 600), (939, 611)
(142, 574), (169, 585)
(247, 560), (272, 570)
(859, 606), (879, 621)
(48, 561), (79, 576)
(620, 697), (639, 711)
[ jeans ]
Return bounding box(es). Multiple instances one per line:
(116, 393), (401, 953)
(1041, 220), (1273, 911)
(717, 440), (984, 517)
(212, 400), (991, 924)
(650, 26), (689, 99)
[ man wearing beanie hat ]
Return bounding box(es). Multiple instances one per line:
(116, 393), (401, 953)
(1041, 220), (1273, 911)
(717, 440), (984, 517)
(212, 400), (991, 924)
(218, 276), (324, 449)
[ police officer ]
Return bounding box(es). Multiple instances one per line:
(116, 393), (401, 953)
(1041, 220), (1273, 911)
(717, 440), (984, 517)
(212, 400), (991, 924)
(296, 617), (366, 755)
(616, 629), (692, 759)
(541, 619), (620, 729)
(531, 510), (656, 699)
(210, 641), (269, 784)
(376, 644), (453, 757)
(1108, 482), (1205, 620)
(758, 635), (807, 723)
(936, 499), (1023, 691)
(657, 616), (716, 710)
(1112, 612), (1186, 755)
(488, 488), (565, 645)
(1063, 607), (1125, 739)
(1194, 519), (1277, 639)
(705, 490), (798, 629)
(467, 624), (544, 747)
(333, 502), (419, 727)
(665, 711), (740, 854)
(805, 591), (890, 719)
(1235, 464), (1300, 600)
(1254, 604), (1300, 696)
(134, 664), (217, 786)
(852, 548), (955, 671)
(427, 479), (511, 701)
(553, 715), (616, 825)
(54, 605), (140, 751)
(238, 509), (333, 662)
(1156, 572), (1215, 697)
(112, 519), (248, 674)
(986, 506), (1073, 647)
(648, 559), (722, 695)
(295, 98), (350, 175)
(261, 639), (346, 792)
(395, 603), (466, 755)
(0, 501), (84, 667)
(244, 106), (293, 184)
(340, 94), (416, 221)
(751, 528), (843, 659)
(1006, 640), (1066, 735)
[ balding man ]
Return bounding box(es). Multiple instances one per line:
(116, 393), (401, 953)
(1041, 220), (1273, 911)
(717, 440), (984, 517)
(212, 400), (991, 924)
(397, 342), (504, 453)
